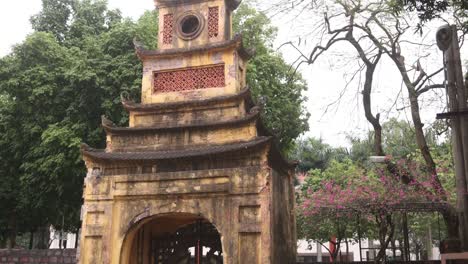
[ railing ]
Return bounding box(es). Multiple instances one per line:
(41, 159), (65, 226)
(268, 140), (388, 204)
(297, 261), (441, 264)
(441, 252), (468, 264)
(0, 249), (77, 264)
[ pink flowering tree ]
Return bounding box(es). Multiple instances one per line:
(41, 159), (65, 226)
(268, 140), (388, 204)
(298, 158), (447, 263)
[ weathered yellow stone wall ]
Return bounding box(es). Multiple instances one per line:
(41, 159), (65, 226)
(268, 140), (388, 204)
(79, 152), (275, 264)
(128, 98), (246, 128)
(141, 47), (243, 104)
(157, 0), (231, 49)
(271, 169), (297, 263)
(79, 1), (296, 263)
(106, 122), (257, 152)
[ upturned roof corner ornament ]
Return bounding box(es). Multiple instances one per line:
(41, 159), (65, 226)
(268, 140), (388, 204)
(436, 25), (452, 51)
(120, 90), (131, 103)
(101, 115), (116, 128)
(133, 37), (145, 52)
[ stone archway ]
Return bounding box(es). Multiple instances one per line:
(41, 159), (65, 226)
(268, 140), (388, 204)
(120, 213), (223, 264)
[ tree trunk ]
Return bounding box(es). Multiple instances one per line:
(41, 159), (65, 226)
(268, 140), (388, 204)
(391, 54), (460, 243)
(29, 231), (34, 249)
(7, 214), (17, 249)
(426, 225), (433, 260)
(345, 238), (349, 261)
(35, 225), (49, 249)
(401, 73), (444, 194)
(75, 230), (79, 249)
(329, 241), (340, 262)
(0, 236), (6, 248)
(416, 243), (420, 261)
(360, 55), (384, 157)
(375, 213), (395, 263)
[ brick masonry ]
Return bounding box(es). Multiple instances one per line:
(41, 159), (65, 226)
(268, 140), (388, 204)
(0, 249), (76, 264)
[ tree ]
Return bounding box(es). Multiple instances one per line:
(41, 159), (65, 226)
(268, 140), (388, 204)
(296, 120), (456, 261)
(233, 2), (310, 153)
(294, 118), (456, 260)
(299, 159), (446, 263)
(292, 137), (348, 172)
(397, 0), (467, 32)
(0, 0), (309, 246)
(30, 0), (73, 42)
(297, 157), (365, 261)
(0, 0), (144, 247)
(271, 0), (459, 242)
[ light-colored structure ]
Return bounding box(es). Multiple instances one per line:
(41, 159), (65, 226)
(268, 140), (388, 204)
(78, 0), (296, 263)
(296, 239), (441, 262)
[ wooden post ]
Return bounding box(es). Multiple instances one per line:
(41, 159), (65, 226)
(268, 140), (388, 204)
(357, 214), (362, 262)
(403, 212), (410, 261)
(316, 241), (322, 262)
(426, 225), (433, 260)
(443, 25), (468, 250)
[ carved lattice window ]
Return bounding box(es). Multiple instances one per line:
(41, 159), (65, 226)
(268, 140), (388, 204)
(163, 14), (174, 44)
(208, 7), (219, 38)
(153, 65), (225, 93)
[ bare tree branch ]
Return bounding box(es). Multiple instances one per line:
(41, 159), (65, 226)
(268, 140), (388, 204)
(417, 84), (446, 96)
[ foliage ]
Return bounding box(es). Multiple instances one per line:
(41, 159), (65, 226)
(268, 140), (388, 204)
(233, 2), (310, 154)
(347, 135), (374, 165)
(299, 158), (446, 261)
(297, 157), (366, 259)
(296, 118), (455, 261)
(394, 0), (449, 21)
(0, 0), (309, 247)
(293, 138), (348, 172)
(30, 0), (73, 42)
(300, 158), (364, 193)
(394, 0), (467, 32)
(302, 164), (444, 217)
(0, 0), (148, 246)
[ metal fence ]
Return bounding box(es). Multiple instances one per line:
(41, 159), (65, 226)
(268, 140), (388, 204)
(297, 261), (442, 264)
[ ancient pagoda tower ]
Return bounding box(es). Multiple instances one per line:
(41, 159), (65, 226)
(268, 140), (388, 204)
(79, 0), (296, 263)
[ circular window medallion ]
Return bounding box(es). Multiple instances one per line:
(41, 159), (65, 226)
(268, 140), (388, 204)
(177, 12), (204, 40)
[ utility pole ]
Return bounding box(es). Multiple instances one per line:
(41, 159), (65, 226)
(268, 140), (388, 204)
(436, 25), (468, 251)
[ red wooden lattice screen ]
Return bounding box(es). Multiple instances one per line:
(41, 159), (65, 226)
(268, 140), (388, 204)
(208, 7), (219, 38)
(163, 14), (173, 44)
(153, 65), (225, 93)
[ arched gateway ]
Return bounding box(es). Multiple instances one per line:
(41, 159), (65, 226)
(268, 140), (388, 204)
(121, 213), (223, 263)
(78, 0), (296, 263)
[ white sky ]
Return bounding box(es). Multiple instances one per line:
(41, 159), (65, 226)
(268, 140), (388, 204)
(0, 0), (464, 147)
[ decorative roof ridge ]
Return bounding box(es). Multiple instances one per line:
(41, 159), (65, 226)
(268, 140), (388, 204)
(102, 106), (261, 134)
(81, 143), (104, 153)
(255, 115), (298, 170)
(121, 86), (251, 112)
(81, 136), (272, 161)
(134, 34), (255, 60)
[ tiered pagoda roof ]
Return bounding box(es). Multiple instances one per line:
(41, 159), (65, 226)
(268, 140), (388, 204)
(135, 34), (254, 60)
(81, 7), (295, 173)
(81, 85), (295, 170)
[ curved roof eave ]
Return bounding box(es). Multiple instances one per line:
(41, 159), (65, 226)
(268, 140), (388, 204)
(81, 136), (272, 162)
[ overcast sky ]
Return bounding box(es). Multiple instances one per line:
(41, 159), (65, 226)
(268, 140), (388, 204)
(0, 0), (464, 147)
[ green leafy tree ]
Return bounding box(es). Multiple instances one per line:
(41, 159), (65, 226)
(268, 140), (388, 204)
(30, 0), (73, 42)
(233, 2), (310, 154)
(0, 0), (309, 247)
(297, 157), (368, 261)
(0, 0), (146, 247)
(296, 120), (455, 261)
(293, 137), (349, 172)
(394, 0), (467, 32)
